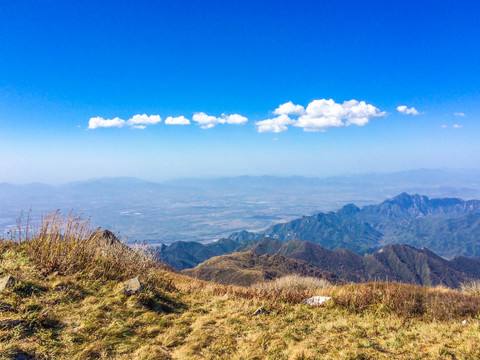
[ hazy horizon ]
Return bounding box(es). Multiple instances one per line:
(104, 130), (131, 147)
(2, 167), (480, 186)
(2, 168), (480, 245)
(1, 1), (479, 184)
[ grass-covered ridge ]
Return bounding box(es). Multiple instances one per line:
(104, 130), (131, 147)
(1, 214), (480, 359)
(181, 250), (339, 286)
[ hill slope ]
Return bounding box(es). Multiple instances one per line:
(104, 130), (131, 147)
(239, 238), (480, 287)
(239, 238), (368, 282)
(181, 250), (339, 286)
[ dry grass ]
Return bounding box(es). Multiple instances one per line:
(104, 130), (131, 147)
(2, 214), (480, 358)
(324, 281), (480, 320)
(164, 276), (480, 360)
(461, 280), (480, 295)
(23, 211), (160, 281)
(251, 275), (332, 292)
(0, 214), (183, 359)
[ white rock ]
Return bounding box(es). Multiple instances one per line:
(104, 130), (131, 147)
(123, 277), (143, 295)
(302, 296), (332, 306)
(0, 275), (15, 292)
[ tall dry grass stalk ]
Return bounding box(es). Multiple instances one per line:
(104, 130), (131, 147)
(251, 275), (332, 292)
(461, 280), (480, 295)
(206, 275), (332, 304)
(225, 275), (334, 304)
(25, 211), (95, 273)
(23, 211), (159, 280)
(325, 282), (480, 320)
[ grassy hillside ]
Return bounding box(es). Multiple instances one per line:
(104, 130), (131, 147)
(2, 215), (480, 359)
(181, 251), (339, 286)
(240, 238), (368, 282)
(240, 238), (479, 287)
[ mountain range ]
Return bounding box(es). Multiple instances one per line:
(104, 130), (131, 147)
(180, 239), (480, 288)
(228, 193), (480, 258)
(155, 193), (480, 287)
(242, 238), (480, 287)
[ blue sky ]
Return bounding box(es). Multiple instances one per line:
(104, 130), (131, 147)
(1, 0), (479, 183)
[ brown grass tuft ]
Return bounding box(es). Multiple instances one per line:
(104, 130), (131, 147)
(23, 211), (161, 281)
(251, 275), (332, 292)
(325, 282), (480, 320)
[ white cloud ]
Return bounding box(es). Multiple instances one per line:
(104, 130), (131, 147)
(397, 105), (419, 115)
(441, 124), (464, 128)
(454, 112), (466, 117)
(223, 114), (248, 125)
(192, 112), (223, 129)
(89, 101), (385, 133)
(273, 101), (306, 116)
(192, 112), (248, 129)
(294, 99), (385, 132)
(127, 114), (162, 126)
(165, 116), (191, 125)
(255, 114), (295, 133)
(88, 117), (126, 129)
(88, 114), (162, 129)
(256, 99), (385, 133)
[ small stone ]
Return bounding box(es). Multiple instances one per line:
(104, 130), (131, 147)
(123, 277), (143, 295)
(0, 275), (15, 292)
(252, 307), (268, 316)
(302, 296), (332, 306)
(462, 319), (467, 325)
(219, 294), (229, 300)
(0, 302), (14, 312)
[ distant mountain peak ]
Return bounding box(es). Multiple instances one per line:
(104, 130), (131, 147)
(390, 193), (428, 207)
(337, 203), (361, 215)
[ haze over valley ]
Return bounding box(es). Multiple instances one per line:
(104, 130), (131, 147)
(2, 169), (480, 245)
